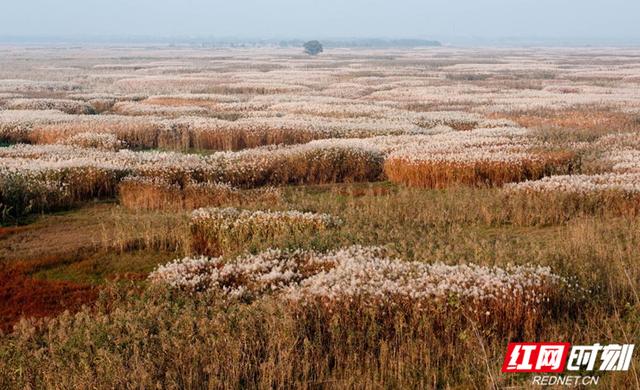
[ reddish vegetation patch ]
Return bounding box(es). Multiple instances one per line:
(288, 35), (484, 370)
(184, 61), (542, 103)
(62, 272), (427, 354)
(0, 264), (97, 333)
(0, 225), (31, 238)
(10, 255), (76, 274)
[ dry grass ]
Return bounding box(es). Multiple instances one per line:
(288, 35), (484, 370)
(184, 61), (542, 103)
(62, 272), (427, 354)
(29, 121), (164, 149)
(0, 282), (578, 389)
(502, 189), (640, 226)
(384, 151), (575, 188)
(100, 209), (191, 254)
(0, 185), (639, 388)
(190, 207), (341, 256)
(118, 177), (281, 212)
(188, 126), (322, 151)
(491, 107), (640, 141)
(2, 47), (640, 388)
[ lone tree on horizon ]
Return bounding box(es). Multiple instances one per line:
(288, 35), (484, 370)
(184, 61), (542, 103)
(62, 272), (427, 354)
(303, 40), (323, 56)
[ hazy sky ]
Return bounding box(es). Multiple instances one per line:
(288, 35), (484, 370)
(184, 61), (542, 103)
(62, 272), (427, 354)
(1, 0), (639, 42)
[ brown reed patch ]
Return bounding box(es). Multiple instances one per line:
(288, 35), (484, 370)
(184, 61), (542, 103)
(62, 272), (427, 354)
(118, 178), (281, 212)
(247, 147), (385, 187)
(490, 108), (640, 136)
(28, 120), (324, 151)
(189, 127), (322, 151)
(117, 179), (182, 211)
(384, 151), (575, 188)
(28, 122), (165, 149)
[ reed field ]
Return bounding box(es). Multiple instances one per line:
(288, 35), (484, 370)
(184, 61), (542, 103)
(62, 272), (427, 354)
(0, 45), (639, 388)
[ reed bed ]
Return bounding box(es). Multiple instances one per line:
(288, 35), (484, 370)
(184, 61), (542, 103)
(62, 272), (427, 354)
(503, 173), (640, 224)
(151, 246), (572, 333)
(0, 142), (383, 221)
(190, 207), (342, 256)
(0, 279), (579, 390)
(0, 165), (122, 222)
(59, 132), (124, 150)
(2, 46), (640, 389)
(6, 98), (95, 115)
(111, 101), (211, 117)
(385, 151), (575, 188)
(0, 105), (542, 153)
(118, 176), (281, 212)
(381, 126), (576, 188)
(28, 118), (167, 149)
(414, 111), (515, 130)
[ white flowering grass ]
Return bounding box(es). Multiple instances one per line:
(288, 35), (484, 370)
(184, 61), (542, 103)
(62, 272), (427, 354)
(502, 173), (640, 224)
(414, 111), (516, 130)
(0, 110), (74, 143)
(150, 246), (570, 328)
(0, 140), (382, 221)
(1, 109), (447, 151)
(0, 165), (122, 222)
(190, 207), (342, 256)
(0, 79), (80, 93)
(59, 132), (125, 151)
(607, 149), (640, 173)
(507, 173), (640, 195)
(6, 98), (95, 115)
(0, 140), (383, 184)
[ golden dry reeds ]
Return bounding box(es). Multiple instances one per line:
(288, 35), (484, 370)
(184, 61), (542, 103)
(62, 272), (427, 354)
(214, 145), (385, 187)
(490, 107), (640, 138)
(189, 127), (320, 151)
(28, 121), (166, 149)
(384, 151), (575, 188)
(117, 177), (281, 212)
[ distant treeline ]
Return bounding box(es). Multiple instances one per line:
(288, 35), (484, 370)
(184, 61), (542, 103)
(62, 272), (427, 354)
(194, 38), (442, 49)
(278, 39), (442, 48)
